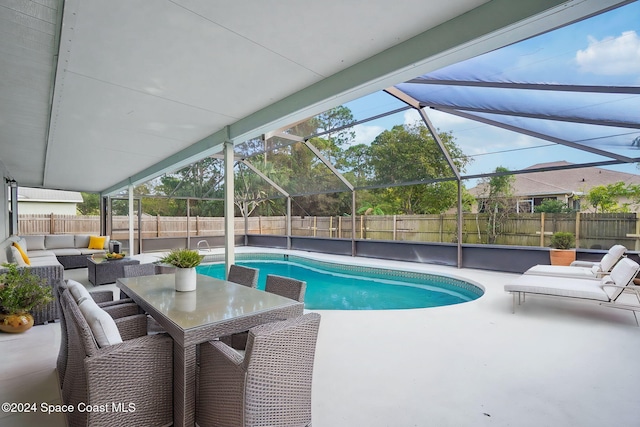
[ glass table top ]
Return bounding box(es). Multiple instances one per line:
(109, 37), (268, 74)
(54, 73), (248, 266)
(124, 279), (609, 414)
(117, 273), (298, 330)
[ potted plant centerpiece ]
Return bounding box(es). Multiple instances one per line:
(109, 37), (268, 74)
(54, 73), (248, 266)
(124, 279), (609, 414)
(549, 231), (576, 266)
(0, 263), (53, 333)
(159, 249), (204, 292)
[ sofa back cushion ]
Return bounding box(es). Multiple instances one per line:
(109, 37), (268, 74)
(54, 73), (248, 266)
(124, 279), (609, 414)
(23, 235), (45, 251)
(74, 235), (91, 248)
(45, 234), (75, 250)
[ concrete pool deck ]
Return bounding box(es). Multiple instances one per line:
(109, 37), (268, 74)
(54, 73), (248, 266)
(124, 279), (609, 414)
(1, 248), (639, 426)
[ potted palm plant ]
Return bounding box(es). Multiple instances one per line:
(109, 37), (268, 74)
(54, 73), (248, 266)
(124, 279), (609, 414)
(159, 249), (204, 292)
(549, 231), (576, 266)
(0, 263), (53, 333)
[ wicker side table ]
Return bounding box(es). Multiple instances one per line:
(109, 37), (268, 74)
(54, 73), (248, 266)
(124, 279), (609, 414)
(87, 257), (140, 286)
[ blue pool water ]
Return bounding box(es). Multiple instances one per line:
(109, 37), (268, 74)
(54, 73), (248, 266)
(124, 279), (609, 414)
(196, 255), (483, 310)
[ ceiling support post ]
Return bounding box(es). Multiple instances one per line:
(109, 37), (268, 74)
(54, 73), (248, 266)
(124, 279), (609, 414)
(128, 185), (134, 255)
(224, 140), (235, 277)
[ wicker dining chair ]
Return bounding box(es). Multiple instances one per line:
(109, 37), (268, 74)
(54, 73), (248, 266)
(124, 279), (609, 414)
(59, 289), (173, 427)
(56, 280), (138, 388)
(265, 274), (307, 302)
(197, 313), (321, 427)
(227, 264), (259, 288)
(224, 274), (307, 350)
(119, 263), (158, 299)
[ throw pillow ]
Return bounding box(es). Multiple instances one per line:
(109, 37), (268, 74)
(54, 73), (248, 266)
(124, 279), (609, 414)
(12, 242), (30, 265)
(78, 298), (123, 347)
(10, 246), (28, 267)
(88, 236), (106, 250)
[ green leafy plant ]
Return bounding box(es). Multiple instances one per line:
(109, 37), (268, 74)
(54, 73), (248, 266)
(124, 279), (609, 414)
(159, 248), (204, 268)
(0, 263), (53, 314)
(550, 232), (575, 250)
(534, 199), (574, 213)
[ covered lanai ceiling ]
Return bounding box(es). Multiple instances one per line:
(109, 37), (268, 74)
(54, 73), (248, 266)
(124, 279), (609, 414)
(0, 0), (633, 194)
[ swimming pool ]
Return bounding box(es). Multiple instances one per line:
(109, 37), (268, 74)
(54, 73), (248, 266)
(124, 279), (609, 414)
(196, 254), (483, 310)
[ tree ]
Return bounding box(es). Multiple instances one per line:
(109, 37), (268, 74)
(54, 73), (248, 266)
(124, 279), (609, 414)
(365, 124), (470, 214)
(77, 193), (100, 215)
(586, 182), (629, 213)
(478, 166), (516, 244)
(534, 199), (573, 213)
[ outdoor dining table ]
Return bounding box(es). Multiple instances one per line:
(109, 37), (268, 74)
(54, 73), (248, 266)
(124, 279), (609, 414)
(117, 273), (304, 427)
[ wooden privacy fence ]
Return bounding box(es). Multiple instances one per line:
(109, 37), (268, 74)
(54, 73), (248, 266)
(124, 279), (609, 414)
(17, 212), (640, 249)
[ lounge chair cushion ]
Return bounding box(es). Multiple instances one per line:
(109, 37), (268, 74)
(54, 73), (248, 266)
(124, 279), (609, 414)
(525, 244), (627, 279)
(78, 298), (123, 347)
(525, 264), (598, 279)
(505, 275), (610, 301)
(604, 257), (638, 300)
(507, 257), (639, 303)
(599, 245), (626, 272)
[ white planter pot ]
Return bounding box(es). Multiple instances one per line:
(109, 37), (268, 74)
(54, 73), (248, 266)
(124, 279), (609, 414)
(175, 267), (197, 292)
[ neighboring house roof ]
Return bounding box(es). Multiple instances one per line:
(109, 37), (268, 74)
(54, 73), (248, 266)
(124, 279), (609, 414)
(469, 161), (640, 198)
(17, 187), (84, 203)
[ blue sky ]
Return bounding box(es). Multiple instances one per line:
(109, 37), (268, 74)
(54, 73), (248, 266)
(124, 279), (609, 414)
(342, 1), (640, 183)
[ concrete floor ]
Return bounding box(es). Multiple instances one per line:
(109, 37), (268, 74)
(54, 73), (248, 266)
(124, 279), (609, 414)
(1, 249), (639, 426)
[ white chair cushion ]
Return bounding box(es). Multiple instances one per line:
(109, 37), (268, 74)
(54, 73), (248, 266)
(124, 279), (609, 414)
(524, 264), (597, 279)
(10, 246), (28, 267)
(67, 279), (92, 303)
(78, 298), (123, 347)
(600, 245), (626, 272)
(505, 275), (609, 301)
(603, 257), (639, 300)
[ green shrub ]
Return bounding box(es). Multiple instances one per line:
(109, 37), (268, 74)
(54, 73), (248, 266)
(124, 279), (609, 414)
(0, 263), (53, 314)
(159, 248), (204, 268)
(550, 232), (575, 249)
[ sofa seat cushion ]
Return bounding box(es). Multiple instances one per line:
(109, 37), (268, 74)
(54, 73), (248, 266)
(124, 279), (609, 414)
(26, 249), (57, 258)
(28, 256), (62, 267)
(50, 248), (83, 257)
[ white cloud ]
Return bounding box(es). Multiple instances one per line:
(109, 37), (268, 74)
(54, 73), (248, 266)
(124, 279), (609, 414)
(576, 30), (640, 75)
(351, 123), (385, 146)
(403, 109), (421, 126)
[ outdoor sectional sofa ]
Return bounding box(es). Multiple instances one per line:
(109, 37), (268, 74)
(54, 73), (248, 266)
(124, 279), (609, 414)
(12, 234), (110, 269)
(0, 234), (110, 325)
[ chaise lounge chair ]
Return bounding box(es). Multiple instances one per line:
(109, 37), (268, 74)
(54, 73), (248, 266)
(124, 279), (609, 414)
(524, 244), (626, 279)
(505, 257), (640, 325)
